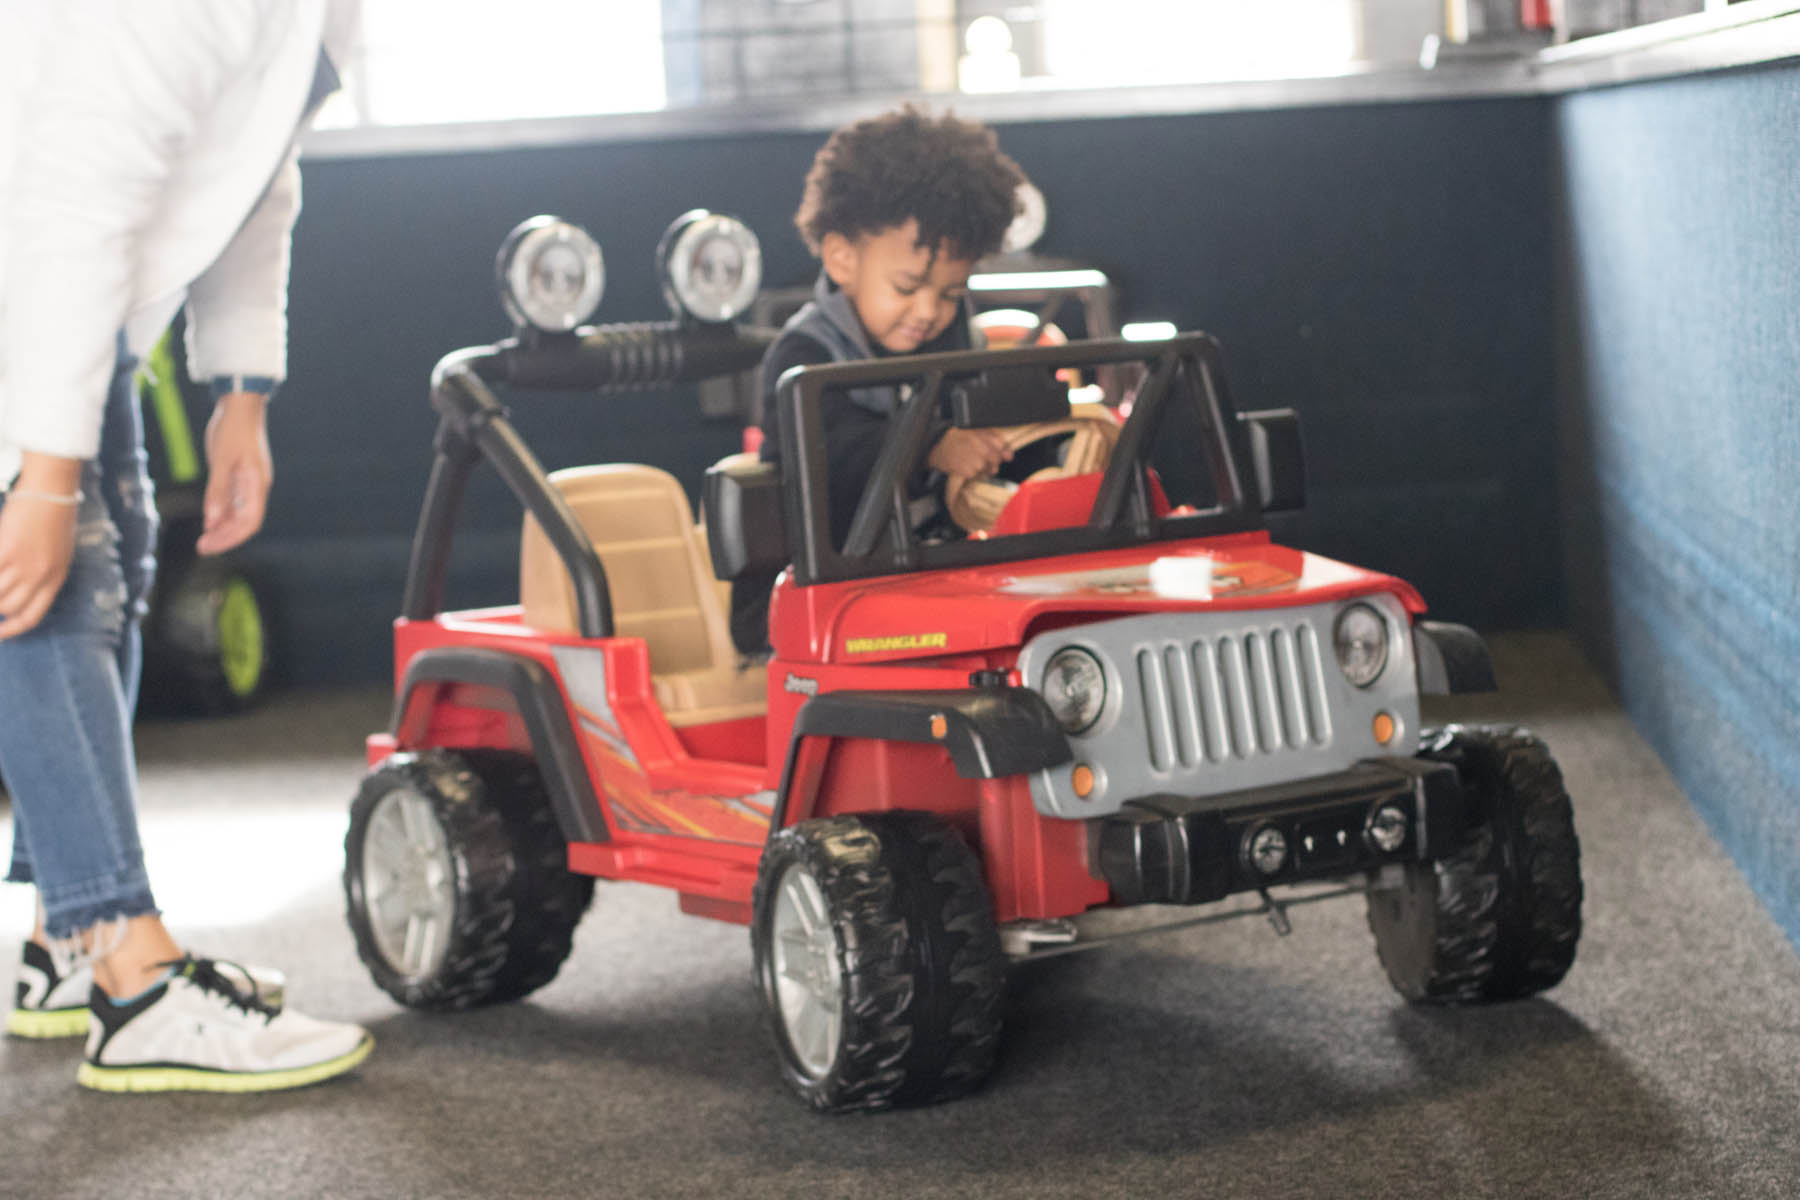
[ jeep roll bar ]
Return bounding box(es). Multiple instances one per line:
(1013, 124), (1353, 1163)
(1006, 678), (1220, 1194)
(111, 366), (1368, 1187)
(775, 332), (1303, 587)
(401, 322), (772, 637)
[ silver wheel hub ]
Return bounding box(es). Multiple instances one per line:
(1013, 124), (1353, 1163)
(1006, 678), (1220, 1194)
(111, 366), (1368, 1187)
(361, 786), (456, 980)
(770, 863), (842, 1079)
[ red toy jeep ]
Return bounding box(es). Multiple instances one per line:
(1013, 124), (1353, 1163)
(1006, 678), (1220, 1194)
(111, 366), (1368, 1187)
(343, 215), (1583, 1114)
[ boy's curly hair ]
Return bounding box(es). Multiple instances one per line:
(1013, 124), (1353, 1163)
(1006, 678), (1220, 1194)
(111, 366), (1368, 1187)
(795, 106), (1026, 262)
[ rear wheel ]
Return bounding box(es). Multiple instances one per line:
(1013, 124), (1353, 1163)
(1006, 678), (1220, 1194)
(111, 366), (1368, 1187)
(140, 556), (269, 714)
(751, 810), (1006, 1112)
(1366, 724), (1583, 1002)
(344, 749), (593, 1010)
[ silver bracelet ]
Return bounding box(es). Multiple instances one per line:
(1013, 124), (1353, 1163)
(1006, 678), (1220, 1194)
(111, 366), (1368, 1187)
(5, 487), (83, 506)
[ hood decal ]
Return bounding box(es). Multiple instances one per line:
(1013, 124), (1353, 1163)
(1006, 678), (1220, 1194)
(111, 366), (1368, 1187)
(1000, 553), (1300, 601)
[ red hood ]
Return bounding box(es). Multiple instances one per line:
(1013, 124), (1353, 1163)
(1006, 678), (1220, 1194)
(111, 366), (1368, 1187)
(769, 531), (1427, 665)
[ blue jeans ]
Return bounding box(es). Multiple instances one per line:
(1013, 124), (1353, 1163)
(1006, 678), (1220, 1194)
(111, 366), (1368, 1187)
(0, 340), (161, 940)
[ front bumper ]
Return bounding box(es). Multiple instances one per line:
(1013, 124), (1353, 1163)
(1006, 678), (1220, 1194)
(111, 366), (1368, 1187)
(1091, 757), (1463, 906)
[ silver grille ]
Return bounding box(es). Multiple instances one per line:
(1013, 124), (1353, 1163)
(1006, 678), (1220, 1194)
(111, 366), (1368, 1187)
(1134, 622), (1331, 771)
(1018, 596), (1421, 820)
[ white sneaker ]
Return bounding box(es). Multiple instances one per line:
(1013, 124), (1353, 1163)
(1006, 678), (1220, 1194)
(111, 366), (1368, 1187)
(8, 942), (286, 1040)
(7, 940), (89, 1038)
(78, 957), (371, 1093)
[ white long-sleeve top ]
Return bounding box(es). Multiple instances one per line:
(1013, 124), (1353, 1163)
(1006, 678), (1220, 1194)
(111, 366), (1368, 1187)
(0, 0), (354, 483)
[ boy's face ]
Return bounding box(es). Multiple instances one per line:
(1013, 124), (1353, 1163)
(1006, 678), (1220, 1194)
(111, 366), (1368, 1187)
(821, 219), (975, 354)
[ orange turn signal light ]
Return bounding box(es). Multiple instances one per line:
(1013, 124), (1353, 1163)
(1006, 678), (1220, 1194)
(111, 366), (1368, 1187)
(1373, 711), (1396, 745)
(1071, 763), (1096, 798)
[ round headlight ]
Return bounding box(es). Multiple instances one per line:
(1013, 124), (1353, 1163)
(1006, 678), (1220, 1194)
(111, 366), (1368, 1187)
(1366, 803), (1410, 854)
(495, 217), (605, 333)
(1333, 602), (1389, 688)
(1001, 181), (1047, 254)
(657, 210), (763, 323)
(1244, 825), (1289, 876)
(1041, 646), (1106, 735)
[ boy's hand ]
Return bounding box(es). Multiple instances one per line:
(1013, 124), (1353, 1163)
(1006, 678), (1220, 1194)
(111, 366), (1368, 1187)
(928, 428), (1012, 480)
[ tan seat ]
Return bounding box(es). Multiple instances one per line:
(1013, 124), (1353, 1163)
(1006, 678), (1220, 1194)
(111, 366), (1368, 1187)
(520, 464), (767, 727)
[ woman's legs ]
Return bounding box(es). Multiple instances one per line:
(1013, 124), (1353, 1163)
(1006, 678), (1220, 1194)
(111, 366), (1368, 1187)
(2, 339), (179, 997)
(0, 482), (172, 975)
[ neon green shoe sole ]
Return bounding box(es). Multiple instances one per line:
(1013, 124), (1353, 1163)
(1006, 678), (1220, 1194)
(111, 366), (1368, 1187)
(6, 1005), (90, 1039)
(76, 1033), (373, 1094)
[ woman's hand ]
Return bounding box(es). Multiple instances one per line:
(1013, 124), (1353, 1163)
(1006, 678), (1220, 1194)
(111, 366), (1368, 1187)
(0, 454), (83, 641)
(197, 391), (273, 556)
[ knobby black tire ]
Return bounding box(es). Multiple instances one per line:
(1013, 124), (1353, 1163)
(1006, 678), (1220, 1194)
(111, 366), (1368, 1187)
(344, 749), (593, 1011)
(751, 810), (1006, 1113)
(1366, 724), (1583, 1003)
(140, 556), (267, 716)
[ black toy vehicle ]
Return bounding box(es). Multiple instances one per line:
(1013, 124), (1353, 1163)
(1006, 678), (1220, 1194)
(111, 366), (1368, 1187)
(138, 330), (269, 714)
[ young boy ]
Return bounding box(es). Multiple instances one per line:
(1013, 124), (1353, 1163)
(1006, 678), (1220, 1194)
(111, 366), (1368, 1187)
(730, 106), (1028, 652)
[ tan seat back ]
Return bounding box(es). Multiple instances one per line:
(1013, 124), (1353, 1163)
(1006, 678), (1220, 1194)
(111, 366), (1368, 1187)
(520, 465), (735, 678)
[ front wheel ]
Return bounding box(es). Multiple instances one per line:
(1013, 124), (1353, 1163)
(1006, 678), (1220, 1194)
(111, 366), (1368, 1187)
(344, 749), (593, 1010)
(751, 810), (1006, 1113)
(1366, 724), (1583, 1003)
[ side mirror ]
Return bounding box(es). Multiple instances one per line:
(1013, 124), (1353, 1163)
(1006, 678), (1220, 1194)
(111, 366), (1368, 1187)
(1239, 408), (1305, 514)
(948, 364), (1070, 428)
(703, 457), (789, 579)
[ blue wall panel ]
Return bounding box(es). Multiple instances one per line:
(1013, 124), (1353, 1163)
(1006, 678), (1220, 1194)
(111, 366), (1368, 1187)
(1554, 61), (1800, 947)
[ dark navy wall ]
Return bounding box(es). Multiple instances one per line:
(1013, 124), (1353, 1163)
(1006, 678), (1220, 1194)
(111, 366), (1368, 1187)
(986, 103), (1559, 634)
(264, 98), (1558, 688)
(1554, 60), (1800, 948)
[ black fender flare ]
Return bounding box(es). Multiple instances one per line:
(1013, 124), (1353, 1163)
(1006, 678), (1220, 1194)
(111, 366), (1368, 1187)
(770, 687), (1072, 831)
(1412, 620), (1497, 695)
(391, 647), (608, 843)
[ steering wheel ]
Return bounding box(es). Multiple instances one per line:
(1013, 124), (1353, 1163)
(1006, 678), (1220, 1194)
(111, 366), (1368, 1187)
(943, 403), (1120, 533)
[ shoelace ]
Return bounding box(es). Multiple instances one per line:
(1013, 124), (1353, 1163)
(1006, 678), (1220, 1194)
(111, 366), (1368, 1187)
(154, 955), (277, 1021)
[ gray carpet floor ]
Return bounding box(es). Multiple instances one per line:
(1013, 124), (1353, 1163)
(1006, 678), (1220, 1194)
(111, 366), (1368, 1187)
(2, 631), (1796, 1199)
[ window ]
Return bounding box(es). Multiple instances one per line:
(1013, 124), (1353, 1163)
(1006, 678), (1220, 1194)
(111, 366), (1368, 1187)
(313, 1), (1402, 131)
(315, 0), (666, 129)
(1034, 0), (1359, 89)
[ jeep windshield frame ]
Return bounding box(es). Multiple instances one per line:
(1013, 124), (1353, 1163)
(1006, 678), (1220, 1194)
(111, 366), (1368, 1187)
(775, 332), (1266, 587)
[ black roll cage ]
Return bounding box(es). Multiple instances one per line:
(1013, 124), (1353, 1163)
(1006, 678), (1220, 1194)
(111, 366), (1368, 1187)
(400, 322), (772, 638)
(776, 332), (1267, 587)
